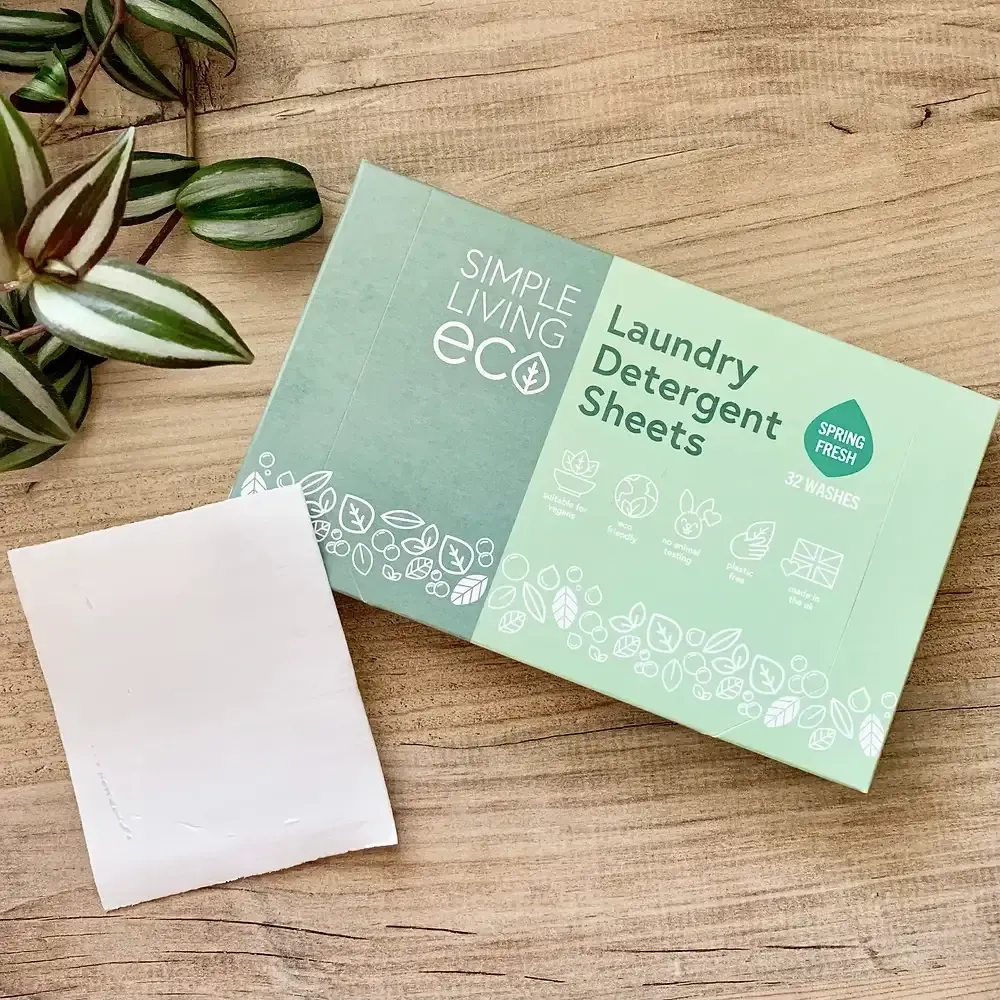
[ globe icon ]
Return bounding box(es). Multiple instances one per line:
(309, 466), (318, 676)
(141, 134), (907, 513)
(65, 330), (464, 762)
(614, 474), (659, 519)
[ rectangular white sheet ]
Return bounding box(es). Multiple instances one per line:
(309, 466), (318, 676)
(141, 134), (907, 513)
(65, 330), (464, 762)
(8, 486), (396, 910)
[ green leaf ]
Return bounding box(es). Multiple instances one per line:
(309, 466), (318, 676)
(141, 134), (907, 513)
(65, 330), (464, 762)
(0, 336), (74, 444)
(10, 46), (88, 116)
(83, 0), (181, 102)
(0, 354), (92, 471)
(29, 259), (253, 368)
(0, 95), (51, 283)
(19, 127), (136, 281)
(176, 158), (323, 250)
(125, 0), (236, 67)
(0, 8), (86, 72)
(124, 151), (199, 225)
(0, 288), (35, 332)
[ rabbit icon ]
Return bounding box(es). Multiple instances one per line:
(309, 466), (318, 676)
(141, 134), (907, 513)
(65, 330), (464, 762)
(673, 490), (721, 540)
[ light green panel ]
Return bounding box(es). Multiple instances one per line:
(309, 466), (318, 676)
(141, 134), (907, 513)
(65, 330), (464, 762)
(473, 257), (997, 791)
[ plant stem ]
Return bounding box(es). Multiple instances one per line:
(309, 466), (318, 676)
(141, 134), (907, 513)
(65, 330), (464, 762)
(4, 324), (45, 344)
(136, 38), (197, 267)
(0, 280), (23, 294)
(38, 0), (126, 144)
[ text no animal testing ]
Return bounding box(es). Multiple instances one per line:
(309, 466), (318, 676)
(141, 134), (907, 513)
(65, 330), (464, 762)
(576, 304), (784, 456)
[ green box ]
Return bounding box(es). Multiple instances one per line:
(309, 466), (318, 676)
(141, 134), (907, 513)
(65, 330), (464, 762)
(234, 162), (997, 791)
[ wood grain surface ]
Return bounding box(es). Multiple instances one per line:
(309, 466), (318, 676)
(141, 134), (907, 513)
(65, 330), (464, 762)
(2, 2), (999, 998)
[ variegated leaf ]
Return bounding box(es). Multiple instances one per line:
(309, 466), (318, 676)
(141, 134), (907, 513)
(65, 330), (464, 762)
(0, 95), (50, 283)
(0, 336), (74, 445)
(0, 353), (91, 471)
(19, 127), (136, 280)
(124, 151), (199, 225)
(0, 8), (86, 71)
(30, 259), (253, 368)
(83, 0), (181, 102)
(125, 0), (236, 66)
(177, 158), (323, 250)
(0, 288), (34, 332)
(10, 46), (87, 116)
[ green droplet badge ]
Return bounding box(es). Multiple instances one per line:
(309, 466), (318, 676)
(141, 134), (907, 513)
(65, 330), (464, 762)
(803, 399), (873, 478)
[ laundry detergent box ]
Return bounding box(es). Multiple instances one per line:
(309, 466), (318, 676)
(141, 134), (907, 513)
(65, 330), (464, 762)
(234, 161), (997, 791)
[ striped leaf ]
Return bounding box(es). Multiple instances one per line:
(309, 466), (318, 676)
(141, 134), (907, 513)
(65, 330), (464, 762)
(0, 353), (92, 471)
(0, 8), (87, 72)
(18, 127), (136, 281)
(177, 158), (323, 250)
(124, 151), (199, 225)
(83, 0), (181, 102)
(0, 289), (35, 332)
(0, 336), (74, 445)
(11, 46), (88, 116)
(29, 259), (253, 368)
(125, 0), (236, 67)
(0, 95), (51, 283)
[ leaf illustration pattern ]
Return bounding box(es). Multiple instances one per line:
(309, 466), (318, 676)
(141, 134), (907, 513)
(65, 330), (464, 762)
(613, 635), (641, 658)
(351, 542), (373, 577)
(339, 494), (375, 534)
(405, 556), (434, 580)
(662, 659), (683, 692)
(522, 582), (546, 623)
(646, 613), (682, 653)
(716, 676), (743, 699)
(239, 470), (267, 496)
(450, 574), (489, 606)
(381, 509), (424, 530)
(439, 534), (475, 575)
(797, 705), (827, 729)
(809, 728), (836, 751)
(551, 586), (578, 629)
(858, 714), (885, 757)
(402, 523), (439, 555)
(498, 610), (526, 634)
(298, 470), (332, 495)
(487, 583), (517, 609)
(382, 565), (402, 581)
(764, 694), (800, 728)
(703, 627), (742, 655)
(830, 698), (854, 739)
(588, 645), (608, 663)
(749, 655), (784, 695)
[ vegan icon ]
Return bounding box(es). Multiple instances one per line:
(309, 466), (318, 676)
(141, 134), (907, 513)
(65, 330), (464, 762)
(729, 520), (775, 561)
(554, 448), (599, 496)
(673, 490), (721, 540)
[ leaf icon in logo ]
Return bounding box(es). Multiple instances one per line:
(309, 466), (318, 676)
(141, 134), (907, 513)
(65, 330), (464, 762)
(511, 351), (550, 396)
(803, 399), (873, 478)
(438, 535), (475, 575)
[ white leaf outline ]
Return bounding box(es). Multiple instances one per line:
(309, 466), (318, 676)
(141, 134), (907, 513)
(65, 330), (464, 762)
(298, 470), (333, 496)
(716, 676), (743, 699)
(830, 698), (854, 738)
(662, 659), (683, 691)
(797, 704), (827, 729)
(749, 654), (784, 695)
(405, 556), (434, 580)
(646, 613), (682, 653)
(858, 714), (885, 757)
(450, 574), (489, 606)
(239, 470), (267, 496)
(613, 635), (641, 658)
(551, 586), (578, 629)
(498, 610), (526, 634)
(511, 351), (551, 395)
(339, 493), (375, 535)
(439, 534), (475, 575)
(381, 509), (424, 530)
(764, 694), (801, 728)
(703, 627), (742, 655)
(402, 523), (440, 555)
(352, 542), (374, 577)
(522, 582), (546, 623)
(809, 728), (836, 751)
(487, 584), (517, 609)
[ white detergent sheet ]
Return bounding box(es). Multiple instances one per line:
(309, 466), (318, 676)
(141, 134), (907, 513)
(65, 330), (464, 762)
(8, 486), (396, 910)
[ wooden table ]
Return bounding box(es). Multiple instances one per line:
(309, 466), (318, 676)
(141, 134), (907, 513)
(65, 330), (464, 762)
(2, 3), (999, 998)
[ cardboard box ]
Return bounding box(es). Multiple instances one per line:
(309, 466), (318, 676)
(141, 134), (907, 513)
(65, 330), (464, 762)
(234, 162), (997, 791)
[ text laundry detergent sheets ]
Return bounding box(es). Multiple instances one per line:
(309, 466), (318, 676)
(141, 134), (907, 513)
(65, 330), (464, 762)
(235, 163), (997, 791)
